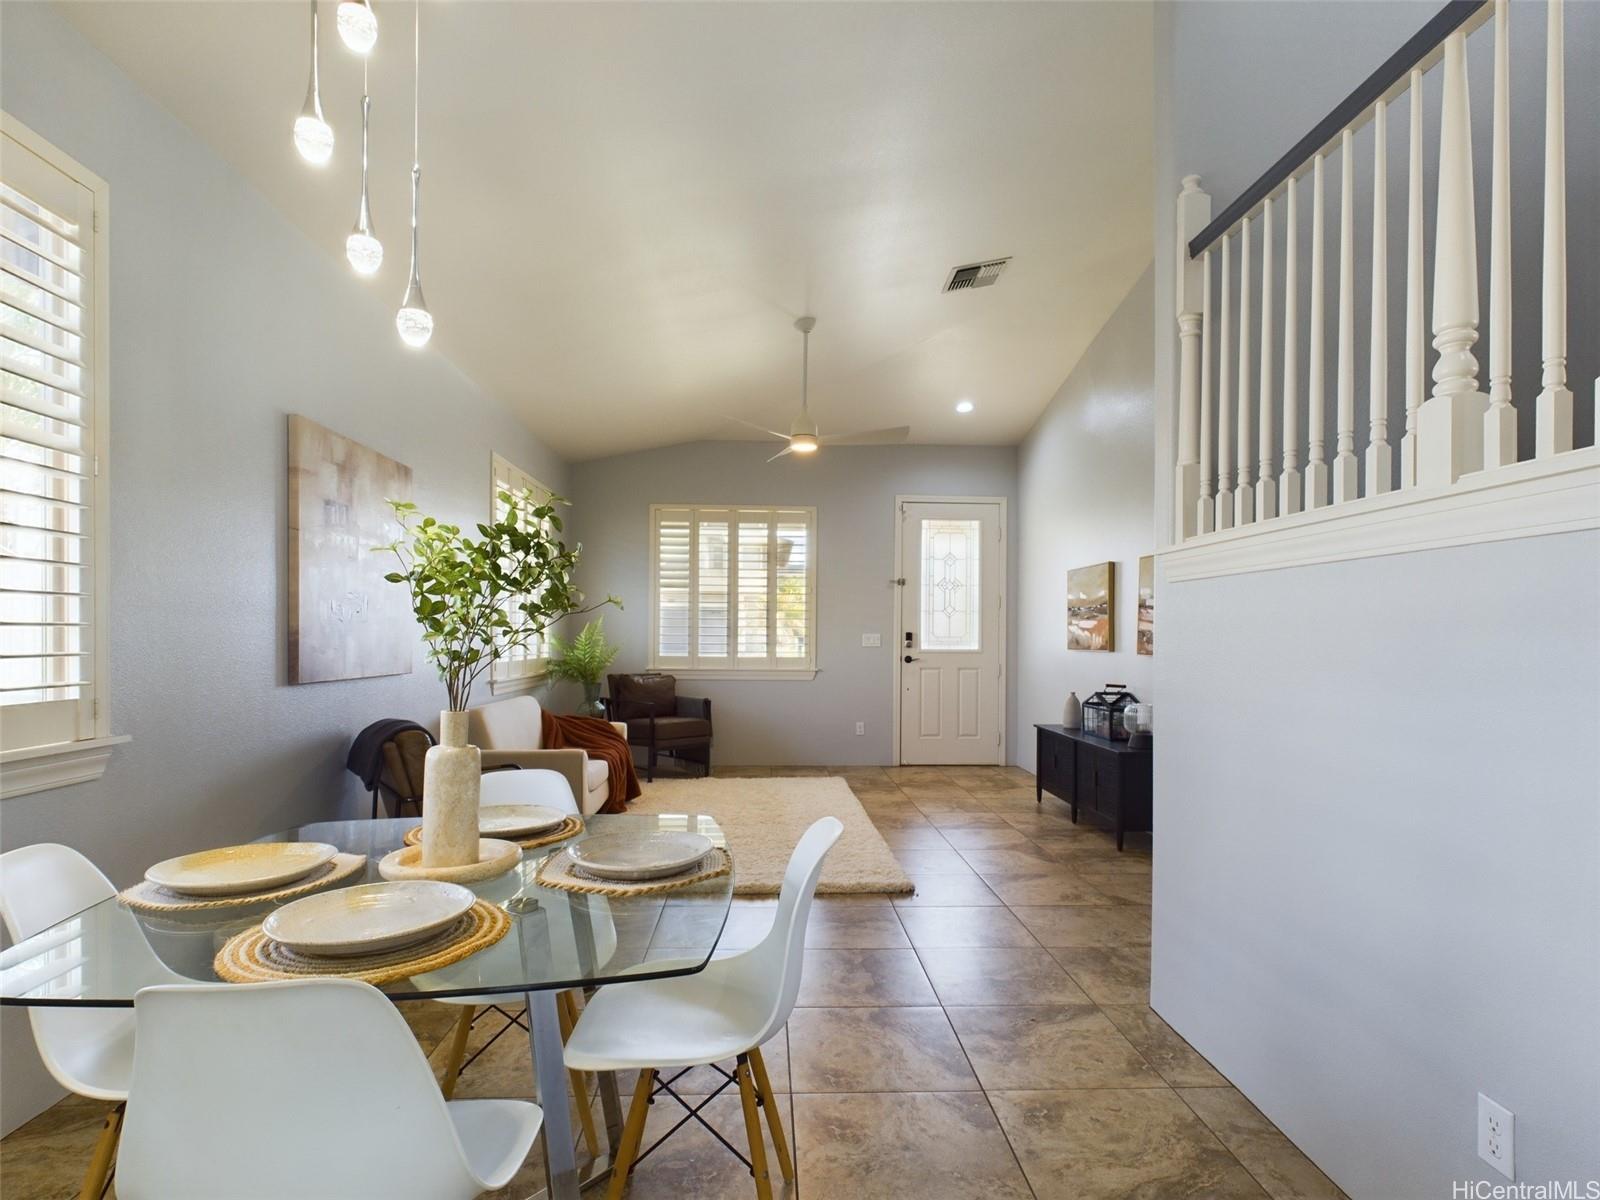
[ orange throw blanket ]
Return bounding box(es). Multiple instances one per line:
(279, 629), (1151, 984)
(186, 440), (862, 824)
(539, 710), (641, 814)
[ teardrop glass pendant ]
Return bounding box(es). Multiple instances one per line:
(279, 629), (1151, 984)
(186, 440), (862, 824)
(336, 0), (378, 54)
(346, 93), (383, 275)
(395, 164), (433, 347)
(293, 0), (334, 165)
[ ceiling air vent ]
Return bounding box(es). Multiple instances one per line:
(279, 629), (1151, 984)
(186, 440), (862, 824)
(943, 257), (1011, 293)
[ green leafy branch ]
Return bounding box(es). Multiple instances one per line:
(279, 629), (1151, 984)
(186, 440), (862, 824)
(380, 488), (620, 711)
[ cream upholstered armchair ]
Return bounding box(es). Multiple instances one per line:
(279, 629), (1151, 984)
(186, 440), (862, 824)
(467, 695), (626, 817)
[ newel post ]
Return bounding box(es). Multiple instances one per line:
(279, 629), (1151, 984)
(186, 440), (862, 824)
(1418, 31), (1488, 487)
(1174, 176), (1212, 542)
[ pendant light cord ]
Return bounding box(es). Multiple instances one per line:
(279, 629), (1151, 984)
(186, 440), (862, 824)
(412, 0), (421, 171)
(409, 0), (421, 261)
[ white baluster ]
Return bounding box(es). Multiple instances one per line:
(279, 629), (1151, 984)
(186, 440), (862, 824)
(1175, 176), (1211, 541)
(1306, 153), (1329, 508)
(1401, 70), (1425, 487)
(1281, 174), (1302, 515)
(1419, 30), (1487, 487)
(1257, 194), (1277, 521)
(1367, 100), (1393, 495)
(1217, 234), (1235, 531)
(1236, 214), (1255, 526)
(1536, 0), (1572, 458)
(1198, 249), (1216, 535)
(1485, 0), (1517, 468)
(1334, 129), (1359, 503)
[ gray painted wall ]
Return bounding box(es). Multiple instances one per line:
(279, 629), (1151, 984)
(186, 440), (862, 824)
(1152, 4), (1600, 1194)
(1016, 268), (1155, 772)
(0, 5), (568, 1132)
(567, 441), (1019, 766)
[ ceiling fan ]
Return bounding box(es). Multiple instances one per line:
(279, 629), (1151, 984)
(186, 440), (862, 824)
(728, 317), (910, 462)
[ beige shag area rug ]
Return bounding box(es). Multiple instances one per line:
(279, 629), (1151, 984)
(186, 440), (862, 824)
(630, 777), (913, 896)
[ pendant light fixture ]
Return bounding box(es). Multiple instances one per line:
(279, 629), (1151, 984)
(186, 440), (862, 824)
(345, 60), (383, 276)
(292, 0), (335, 165)
(395, 0), (433, 347)
(335, 0), (378, 55)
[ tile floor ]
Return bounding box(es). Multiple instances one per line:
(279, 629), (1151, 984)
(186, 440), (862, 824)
(0, 765), (1345, 1200)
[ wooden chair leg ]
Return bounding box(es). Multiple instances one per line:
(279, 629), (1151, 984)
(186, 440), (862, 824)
(605, 1068), (655, 1200)
(558, 991), (601, 1157)
(78, 1103), (122, 1200)
(735, 1055), (774, 1200)
(439, 1006), (474, 1100)
(748, 1045), (793, 1183)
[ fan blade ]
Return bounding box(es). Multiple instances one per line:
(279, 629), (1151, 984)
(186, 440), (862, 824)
(766, 445), (795, 463)
(722, 415), (790, 441)
(818, 425), (911, 446)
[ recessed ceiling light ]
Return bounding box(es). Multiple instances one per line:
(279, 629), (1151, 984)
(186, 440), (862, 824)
(955, 400), (975, 414)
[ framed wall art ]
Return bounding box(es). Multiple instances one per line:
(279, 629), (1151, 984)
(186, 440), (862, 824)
(288, 414), (414, 684)
(1067, 561), (1114, 651)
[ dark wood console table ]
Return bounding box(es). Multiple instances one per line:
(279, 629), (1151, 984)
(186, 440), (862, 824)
(1034, 723), (1151, 850)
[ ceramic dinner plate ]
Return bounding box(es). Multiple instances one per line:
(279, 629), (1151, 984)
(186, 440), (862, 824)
(567, 831), (715, 881)
(478, 804), (568, 837)
(263, 880), (476, 958)
(144, 842), (338, 897)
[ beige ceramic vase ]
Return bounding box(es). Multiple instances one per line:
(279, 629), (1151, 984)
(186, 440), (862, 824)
(421, 709), (481, 867)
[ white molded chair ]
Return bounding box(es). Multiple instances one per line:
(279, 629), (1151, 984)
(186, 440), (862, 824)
(564, 816), (843, 1200)
(476, 764), (581, 810)
(0, 843), (186, 1199)
(432, 768), (610, 1155)
(116, 978), (542, 1200)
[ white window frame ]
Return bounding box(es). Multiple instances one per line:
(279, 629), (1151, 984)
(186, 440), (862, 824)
(648, 503), (818, 680)
(1, 114), (126, 799)
(487, 452), (555, 696)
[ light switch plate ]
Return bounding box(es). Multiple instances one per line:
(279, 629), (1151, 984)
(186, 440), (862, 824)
(861, 633), (882, 647)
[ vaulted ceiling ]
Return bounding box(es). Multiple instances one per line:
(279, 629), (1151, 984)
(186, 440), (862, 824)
(61, 1), (1154, 460)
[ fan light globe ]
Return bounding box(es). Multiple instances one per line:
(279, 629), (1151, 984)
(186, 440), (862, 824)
(293, 114), (334, 165)
(346, 232), (384, 276)
(396, 304), (433, 348)
(790, 434), (819, 454)
(336, 0), (378, 54)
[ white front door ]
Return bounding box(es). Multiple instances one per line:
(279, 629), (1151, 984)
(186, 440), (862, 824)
(897, 500), (1004, 765)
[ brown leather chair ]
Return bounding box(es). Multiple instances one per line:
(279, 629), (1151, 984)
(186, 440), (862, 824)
(605, 672), (712, 781)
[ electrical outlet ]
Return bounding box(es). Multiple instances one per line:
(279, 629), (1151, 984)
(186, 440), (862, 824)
(855, 722), (865, 736)
(1477, 1093), (1514, 1180)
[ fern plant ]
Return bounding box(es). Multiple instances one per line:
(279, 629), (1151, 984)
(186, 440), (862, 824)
(546, 617), (622, 687)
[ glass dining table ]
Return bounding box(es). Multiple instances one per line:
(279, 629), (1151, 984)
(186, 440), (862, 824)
(0, 812), (735, 1200)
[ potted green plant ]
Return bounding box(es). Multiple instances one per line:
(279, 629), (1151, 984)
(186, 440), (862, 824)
(382, 488), (616, 867)
(546, 617), (621, 717)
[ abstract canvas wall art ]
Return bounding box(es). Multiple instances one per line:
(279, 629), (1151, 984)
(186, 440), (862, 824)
(1067, 561), (1114, 651)
(288, 415), (413, 683)
(1137, 554), (1154, 656)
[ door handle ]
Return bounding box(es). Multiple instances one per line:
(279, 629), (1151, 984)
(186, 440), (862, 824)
(903, 654), (920, 663)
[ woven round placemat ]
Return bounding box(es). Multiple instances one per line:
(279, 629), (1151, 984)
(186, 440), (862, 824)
(534, 846), (732, 897)
(403, 814), (583, 853)
(214, 899), (511, 986)
(117, 853), (368, 914)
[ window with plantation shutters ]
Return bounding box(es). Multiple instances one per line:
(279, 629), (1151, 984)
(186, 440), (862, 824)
(649, 505), (816, 676)
(489, 453), (554, 690)
(1, 119), (116, 783)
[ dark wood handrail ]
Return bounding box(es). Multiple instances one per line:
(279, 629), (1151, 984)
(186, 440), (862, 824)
(1187, 0), (1489, 260)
